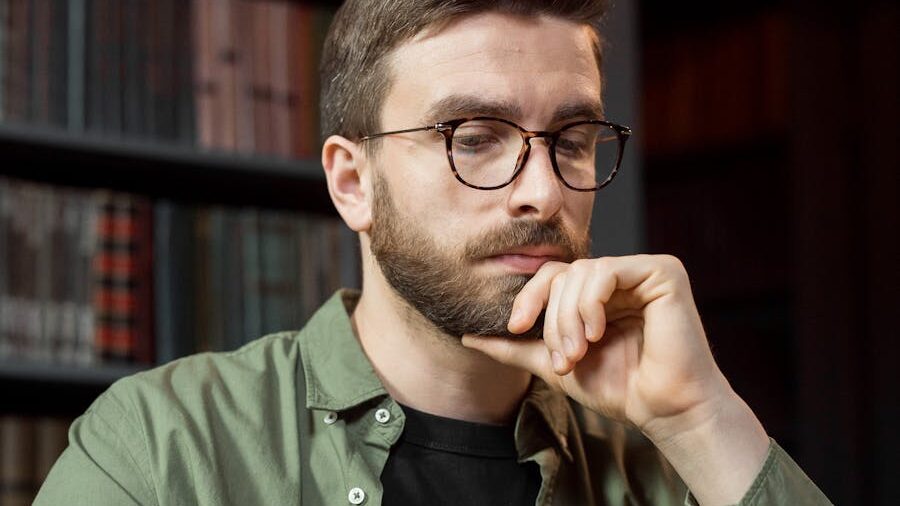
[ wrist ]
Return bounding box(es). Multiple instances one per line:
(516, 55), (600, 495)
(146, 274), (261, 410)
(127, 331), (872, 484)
(642, 387), (771, 506)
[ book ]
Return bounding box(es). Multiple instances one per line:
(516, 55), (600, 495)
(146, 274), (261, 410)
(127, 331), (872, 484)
(0, 415), (36, 506)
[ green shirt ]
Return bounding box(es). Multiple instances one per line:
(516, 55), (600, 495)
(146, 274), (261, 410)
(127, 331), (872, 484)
(35, 290), (831, 505)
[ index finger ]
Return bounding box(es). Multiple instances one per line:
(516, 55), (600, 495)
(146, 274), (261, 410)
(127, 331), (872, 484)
(507, 260), (570, 334)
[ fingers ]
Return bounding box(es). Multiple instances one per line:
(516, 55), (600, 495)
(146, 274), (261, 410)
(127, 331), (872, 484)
(507, 261), (569, 334)
(508, 258), (624, 376)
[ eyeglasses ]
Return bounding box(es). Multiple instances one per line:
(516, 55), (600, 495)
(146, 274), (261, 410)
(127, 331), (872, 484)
(358, 116), (632, 191)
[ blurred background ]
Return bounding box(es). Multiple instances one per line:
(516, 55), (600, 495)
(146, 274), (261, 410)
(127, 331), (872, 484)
(0, 0), (897, 504)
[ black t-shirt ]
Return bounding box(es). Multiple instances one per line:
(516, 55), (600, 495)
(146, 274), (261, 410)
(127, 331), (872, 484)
(381, 402), (542, 506)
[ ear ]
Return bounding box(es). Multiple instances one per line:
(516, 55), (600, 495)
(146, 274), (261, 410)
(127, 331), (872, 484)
(322, 135), (372, 232)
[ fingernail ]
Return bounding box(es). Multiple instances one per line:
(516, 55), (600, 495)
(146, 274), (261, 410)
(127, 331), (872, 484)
(563, 336), (576, 356)
(584, 324), (594, 341)
(551, 351), (566, 371)
(511, 308), (523, 325)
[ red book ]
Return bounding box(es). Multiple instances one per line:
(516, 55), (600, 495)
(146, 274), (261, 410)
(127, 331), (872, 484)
(92, 192), (145, 362)
(251, 0), (273, 155)
(288, 3), (317, 158)
(269, 0), (291, 158)
(232, 0), (257, 154)
(192, 0), (216, 149)
(133, 196), (154, 365)
(210, 0), (238, 150)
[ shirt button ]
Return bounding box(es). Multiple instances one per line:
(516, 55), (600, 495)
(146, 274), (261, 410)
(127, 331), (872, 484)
(323, 411), (338, 425)
(348, 487), (366, 504)
(374, 408), (391, 424)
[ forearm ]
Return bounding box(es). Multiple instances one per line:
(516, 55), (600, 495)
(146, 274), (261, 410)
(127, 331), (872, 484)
(644, 388), (770, 506)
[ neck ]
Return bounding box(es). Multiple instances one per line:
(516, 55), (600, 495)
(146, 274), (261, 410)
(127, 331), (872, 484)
(352, 263), (532, 426)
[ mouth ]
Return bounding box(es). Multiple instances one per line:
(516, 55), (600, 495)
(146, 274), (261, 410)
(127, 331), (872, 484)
(483, 246), (567, 274)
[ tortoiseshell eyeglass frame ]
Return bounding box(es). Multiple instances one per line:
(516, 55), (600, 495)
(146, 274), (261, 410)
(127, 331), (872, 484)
(358, 116), (632, 191)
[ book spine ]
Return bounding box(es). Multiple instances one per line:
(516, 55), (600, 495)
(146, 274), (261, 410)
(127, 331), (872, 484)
(5, 0), (31, 123)
(93, 191), (138, 363)
(0, 0), (7, 121)
(156, 0), (175, 141)
(121, 0), (141, 137)
(75, 188), (98, 366)
(33, 416), (71, 488)
(222, 208), (244, 349)
(173, 0), (196, 146)
(30, 0), (50, 124)
(133, 195), (154, 364)
(46, 0), (67, 128)
(192, 0), (215, 149)
(85, 0), (103, 132)
(153, 200), (196, 363)
(0, 415), (37, 505)
(289, 3), (317, 158)
(240, 207), (261, 342)
(250, 0), (272, 155)
(268, 0), (290, 158)
(210, 0), (237, 150)
(0, 178), (10, 359)
(232, 0), (255, 154)
(67, 0), (86, 131)
(105, 0), (122, 135)
(193, 207), (211, 352)
(34, 184), (56, 362)
(58, 189), (80, 363)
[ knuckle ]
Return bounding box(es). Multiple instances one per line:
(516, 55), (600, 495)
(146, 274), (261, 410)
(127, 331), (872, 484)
(550, 272), (568, 292)
(591, 256), (613, 274)
(656, 254), (690, 285)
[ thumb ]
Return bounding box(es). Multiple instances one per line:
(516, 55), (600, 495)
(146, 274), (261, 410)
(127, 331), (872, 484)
(461, 334), (551, 379)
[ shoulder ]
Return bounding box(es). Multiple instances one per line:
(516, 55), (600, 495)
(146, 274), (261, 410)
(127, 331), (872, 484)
(98, 331), (305, 432)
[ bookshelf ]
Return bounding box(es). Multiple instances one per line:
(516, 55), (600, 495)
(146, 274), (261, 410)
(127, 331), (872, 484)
(639, 3), (900, 504)
(0, 0), (352, 470)
(1, 0), (354, 496)
(638, 0), (797, 461)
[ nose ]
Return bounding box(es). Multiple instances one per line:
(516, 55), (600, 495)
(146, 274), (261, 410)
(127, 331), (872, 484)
(506, 138), (564, 220)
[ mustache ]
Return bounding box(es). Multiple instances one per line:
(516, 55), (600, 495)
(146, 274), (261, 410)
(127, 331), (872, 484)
(463, 218), (586, 262)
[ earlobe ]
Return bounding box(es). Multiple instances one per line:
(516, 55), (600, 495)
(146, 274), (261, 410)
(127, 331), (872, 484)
(322, 135), (373, 232)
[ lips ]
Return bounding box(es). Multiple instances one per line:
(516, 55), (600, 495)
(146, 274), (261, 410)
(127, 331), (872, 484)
(484, 245), (566, 274)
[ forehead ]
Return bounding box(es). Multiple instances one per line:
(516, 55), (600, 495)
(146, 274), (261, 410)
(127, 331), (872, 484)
(384, 12), (603, 128)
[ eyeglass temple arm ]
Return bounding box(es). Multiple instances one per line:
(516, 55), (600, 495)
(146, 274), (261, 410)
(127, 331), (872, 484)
(358, 124), (448, 142)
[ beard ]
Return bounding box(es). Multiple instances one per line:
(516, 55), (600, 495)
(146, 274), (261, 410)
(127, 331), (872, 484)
(369, 172), (590, 340)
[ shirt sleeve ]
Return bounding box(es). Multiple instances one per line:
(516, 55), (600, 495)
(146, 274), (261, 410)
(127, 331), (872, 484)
(683, 438), (833, 506)
(32, 384), (158, 506)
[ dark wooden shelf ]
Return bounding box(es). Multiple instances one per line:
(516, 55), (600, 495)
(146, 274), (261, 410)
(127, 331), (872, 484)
(0, 360), (150, 414)
(0, 359), (147, 387)
(0, 122), (335, 214)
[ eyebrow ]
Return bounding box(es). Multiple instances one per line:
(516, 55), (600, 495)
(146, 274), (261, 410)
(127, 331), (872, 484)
(422, 94), (605, 128)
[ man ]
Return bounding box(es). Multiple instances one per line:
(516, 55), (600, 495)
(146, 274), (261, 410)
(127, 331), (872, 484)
(36, 1), (831, 505)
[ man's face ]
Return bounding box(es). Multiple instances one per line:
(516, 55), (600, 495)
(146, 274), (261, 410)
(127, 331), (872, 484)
(367, 12), (601, 338)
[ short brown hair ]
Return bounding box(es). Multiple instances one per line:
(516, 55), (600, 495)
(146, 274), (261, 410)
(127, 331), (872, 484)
(319, 0), (608, 144)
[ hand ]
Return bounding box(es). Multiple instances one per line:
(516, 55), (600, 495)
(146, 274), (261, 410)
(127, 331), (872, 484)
(461, 254), (731, 438)
(463, 254), (773, 504)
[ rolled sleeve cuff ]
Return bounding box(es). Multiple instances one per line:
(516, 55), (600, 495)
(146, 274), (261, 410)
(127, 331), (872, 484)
(683, 437), (833, 506)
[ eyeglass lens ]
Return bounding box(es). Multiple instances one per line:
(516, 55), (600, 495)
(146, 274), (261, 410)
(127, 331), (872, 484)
(449, 119), (619, 189)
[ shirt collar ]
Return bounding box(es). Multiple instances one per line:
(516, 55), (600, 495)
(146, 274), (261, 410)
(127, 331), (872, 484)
(299, 289), (388, 411)
(297, 288), (574, 461)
